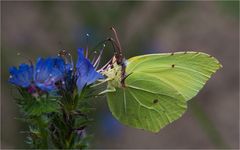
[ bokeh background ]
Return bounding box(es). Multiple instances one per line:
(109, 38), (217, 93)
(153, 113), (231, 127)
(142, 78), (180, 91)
(1, 1), (239, 149)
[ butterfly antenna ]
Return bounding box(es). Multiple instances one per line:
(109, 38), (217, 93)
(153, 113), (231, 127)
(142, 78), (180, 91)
(110, 27), (122, 53)
(110, 27), (123, 64)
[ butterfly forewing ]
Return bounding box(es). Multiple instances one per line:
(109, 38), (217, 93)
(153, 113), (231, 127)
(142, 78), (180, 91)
(126, 52), (222, 100)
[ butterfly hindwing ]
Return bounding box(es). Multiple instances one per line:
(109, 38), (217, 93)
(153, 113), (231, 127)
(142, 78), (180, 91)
(107, 73), (187, 132)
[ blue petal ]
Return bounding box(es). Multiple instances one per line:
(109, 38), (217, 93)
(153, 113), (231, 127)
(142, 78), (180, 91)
(34, 57), (66, 92)
(34, 57), (51, 82)
(9, 66), (18, 74)
(76, 48), (103, 91)
(87, 68), (103, 84)
(54, 57), (65, 73)
(76, 48), (89, 75)
(65, 63), (73, 74)
(8, 63), (33, 88)
(76, 76), (86, 91)
(35, 82), (56, 92)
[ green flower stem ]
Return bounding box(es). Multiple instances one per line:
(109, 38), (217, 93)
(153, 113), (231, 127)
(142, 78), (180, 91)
(56, 88), (91, 149)
(64, 111), (75, 149)
(37, 116), (49, 148)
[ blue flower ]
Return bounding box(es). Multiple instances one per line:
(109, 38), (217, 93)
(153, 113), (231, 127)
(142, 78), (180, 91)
(9, 63), (33, 88)
(34, 57), (66, 92)
(9, 48), (102, 93)
(76, 48), (103, 91)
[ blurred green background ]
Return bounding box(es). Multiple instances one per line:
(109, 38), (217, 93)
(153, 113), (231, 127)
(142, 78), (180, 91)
(1, 1), (239, 149)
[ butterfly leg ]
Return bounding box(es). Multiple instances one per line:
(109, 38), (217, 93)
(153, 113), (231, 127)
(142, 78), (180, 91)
(121, 72), (133, 87)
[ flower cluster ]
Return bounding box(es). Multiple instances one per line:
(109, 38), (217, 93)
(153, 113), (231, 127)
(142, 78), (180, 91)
(9, 47), (105, 149)
(8, 29), (120, 149)
(9, 48), (103, 95)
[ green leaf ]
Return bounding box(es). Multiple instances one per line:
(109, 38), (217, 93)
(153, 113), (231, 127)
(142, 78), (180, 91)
(106, 52), (222, 132)
(25, 97), (60, 116)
